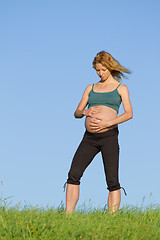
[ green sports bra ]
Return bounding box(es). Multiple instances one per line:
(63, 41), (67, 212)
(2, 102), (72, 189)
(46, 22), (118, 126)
(87, 83), (122, 113)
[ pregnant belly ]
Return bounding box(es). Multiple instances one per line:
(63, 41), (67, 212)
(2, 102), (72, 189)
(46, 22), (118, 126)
(85, 105), (118, 133)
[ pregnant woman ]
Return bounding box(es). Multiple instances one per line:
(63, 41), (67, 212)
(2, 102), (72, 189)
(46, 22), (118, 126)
(65, 51), (133, 214)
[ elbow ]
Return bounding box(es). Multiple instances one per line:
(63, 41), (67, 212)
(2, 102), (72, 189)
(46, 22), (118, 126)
(74, 111), (78, 118)
(128, 112), (133, 120)
(74, 109), (84, 118)
(74, 110), (80, 118)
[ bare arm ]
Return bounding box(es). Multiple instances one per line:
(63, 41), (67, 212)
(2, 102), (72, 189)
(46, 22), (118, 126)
(109, 84), (133, 126)
(74, 85), (91, 118)
(74, 84), (101, 118)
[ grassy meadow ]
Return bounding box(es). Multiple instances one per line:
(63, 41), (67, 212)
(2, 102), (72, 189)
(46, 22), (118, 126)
(0, 198), (160, 240)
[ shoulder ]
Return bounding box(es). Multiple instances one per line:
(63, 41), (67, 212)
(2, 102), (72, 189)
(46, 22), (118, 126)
(84, 84), (93, 94)
(118, 83), (130, 98)
(118, 83), (129, 93)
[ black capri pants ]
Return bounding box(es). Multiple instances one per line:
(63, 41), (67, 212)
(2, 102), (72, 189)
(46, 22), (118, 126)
(67, 127), (122, 192)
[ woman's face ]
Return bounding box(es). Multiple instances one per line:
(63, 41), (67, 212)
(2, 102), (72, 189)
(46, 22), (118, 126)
(95, 63), (111, 81)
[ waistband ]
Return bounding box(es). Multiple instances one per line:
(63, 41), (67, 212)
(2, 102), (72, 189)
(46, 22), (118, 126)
(85, 127), (119, 138)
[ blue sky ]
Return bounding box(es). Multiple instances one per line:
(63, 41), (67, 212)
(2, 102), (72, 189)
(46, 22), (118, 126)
(0, 0), (160, 209)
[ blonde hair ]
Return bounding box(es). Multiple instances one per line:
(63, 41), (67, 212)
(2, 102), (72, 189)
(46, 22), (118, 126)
(92, 51), (131, 81)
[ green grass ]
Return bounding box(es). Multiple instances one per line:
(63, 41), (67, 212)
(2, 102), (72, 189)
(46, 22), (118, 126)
(0, 199), (160, 239)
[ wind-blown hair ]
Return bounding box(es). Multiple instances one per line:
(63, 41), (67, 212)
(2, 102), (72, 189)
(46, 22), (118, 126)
(92, 51), (131, 81)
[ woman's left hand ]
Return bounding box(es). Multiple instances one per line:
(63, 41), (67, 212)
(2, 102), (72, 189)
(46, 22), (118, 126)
(88, 116), (112, 132)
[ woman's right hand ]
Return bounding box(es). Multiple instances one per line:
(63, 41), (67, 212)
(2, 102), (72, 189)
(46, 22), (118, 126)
(83, 107), (101, 117)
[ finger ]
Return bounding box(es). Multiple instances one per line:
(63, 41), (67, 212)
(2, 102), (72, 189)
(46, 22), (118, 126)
(90, 126), (99, 130)
(89, 122), (99, 126)
(89, 124), (100, 128)
(93, 108), (100, 112)
(90, 119), (101, 123)
(91, 107), (100, 112)
(90, 113), (100, 118)
(89, 121), (99, 125)
(93, 128), (100, 132)
(89, 122), (98, 127)
(91, 110), (99, 114)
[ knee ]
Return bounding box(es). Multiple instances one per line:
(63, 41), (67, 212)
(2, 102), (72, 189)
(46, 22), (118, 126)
(107, 181), (120, 192)
(67, 169), (82, 185)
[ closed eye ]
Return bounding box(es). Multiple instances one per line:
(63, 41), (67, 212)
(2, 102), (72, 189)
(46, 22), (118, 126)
(96, 70), (106, 72)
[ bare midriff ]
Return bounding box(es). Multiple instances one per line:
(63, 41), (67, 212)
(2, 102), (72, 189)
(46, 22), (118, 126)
(85, 105), (118, 133)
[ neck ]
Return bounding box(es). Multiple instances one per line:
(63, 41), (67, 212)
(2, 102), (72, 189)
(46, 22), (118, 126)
(99, 75), (114, 85)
